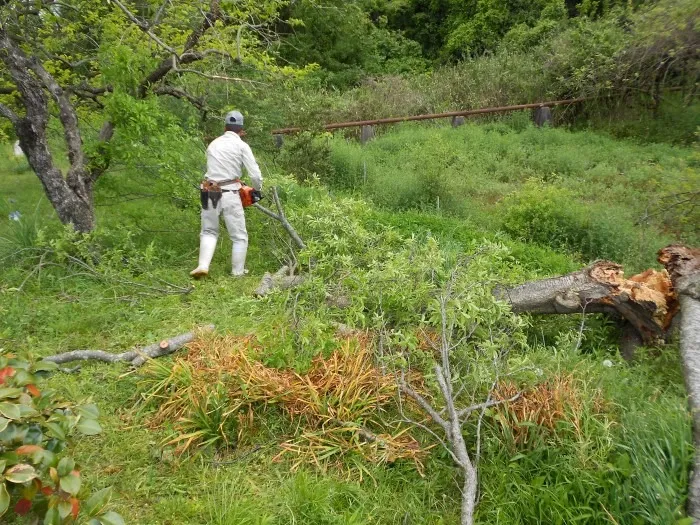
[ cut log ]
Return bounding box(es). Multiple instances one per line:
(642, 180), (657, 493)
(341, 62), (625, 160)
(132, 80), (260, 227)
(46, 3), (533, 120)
(658, 245), (700, 520)
(497, 260), (675, 344)
(43, 325), (215, 368)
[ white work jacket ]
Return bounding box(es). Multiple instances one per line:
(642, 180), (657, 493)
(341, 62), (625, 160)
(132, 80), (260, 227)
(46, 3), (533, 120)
(205, 131), (263, 190)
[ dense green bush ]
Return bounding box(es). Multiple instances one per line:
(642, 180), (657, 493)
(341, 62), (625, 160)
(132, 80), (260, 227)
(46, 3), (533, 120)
(0, 353), (121, 524)
(501, 183), (637, 263)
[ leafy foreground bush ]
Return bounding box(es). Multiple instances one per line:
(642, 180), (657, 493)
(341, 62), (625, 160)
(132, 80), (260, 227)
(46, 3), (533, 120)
(0, 353), (122, 524)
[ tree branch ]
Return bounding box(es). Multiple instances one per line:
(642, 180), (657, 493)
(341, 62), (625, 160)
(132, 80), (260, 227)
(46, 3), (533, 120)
(152, 85), (206, 112)
(172, 67), (267, 85)
(399, 377), (449, 431)
(43, 325), (214, 368)
(457, 393), (521, 420)
(150, 0), (171, 28)
(0, 101), (19, 124)
(110, 0), (177, 55)
(253, 187), (306, 250)
(137, 0), (221, 94)
(23, 54), (86, 188)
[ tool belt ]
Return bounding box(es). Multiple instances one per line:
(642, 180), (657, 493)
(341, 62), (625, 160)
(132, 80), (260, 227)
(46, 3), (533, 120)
(200, 179), (240, 209)
(200, 179), (262, 209)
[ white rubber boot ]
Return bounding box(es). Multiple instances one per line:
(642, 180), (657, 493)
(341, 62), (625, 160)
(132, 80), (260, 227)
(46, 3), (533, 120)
(190, 235), (217, 278)
(231, 245), (248, 277)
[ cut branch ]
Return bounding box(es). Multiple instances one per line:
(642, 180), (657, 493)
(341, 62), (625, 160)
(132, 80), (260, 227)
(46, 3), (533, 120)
(254, 187), (306, 251)
(43, 325), (215, 368)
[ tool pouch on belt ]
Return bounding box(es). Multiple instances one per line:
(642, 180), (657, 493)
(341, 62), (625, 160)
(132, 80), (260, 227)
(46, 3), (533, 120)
(200, 180), (223, 210)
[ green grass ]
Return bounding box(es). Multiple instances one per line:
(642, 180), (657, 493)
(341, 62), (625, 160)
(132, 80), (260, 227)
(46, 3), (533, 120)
(310, 120), (699, 271)
(0, 120), (694, 524)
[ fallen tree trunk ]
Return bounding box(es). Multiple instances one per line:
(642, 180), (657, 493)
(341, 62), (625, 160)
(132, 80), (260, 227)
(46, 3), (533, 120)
(500, 245), (700, 519)
(497, 260), (675, 344)
(44, 325), (215, 368)
(658, 245), (700, 520)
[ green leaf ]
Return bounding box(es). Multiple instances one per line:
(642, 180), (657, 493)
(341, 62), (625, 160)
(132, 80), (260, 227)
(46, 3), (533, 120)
(0, 460), (5, 473)
(86, 487), (113, 516)
(0, 388), (24, 400)
(5, 463), (38, 483)
(58, 500), (72, 519)
(18, 404), (38, 418)
(0, 482), (9, 516)
(77, 418), (103, 436)
(57, 457), (75, 477)
(0, 417), (9, 433)
(33, 361), (59, 372)
(44, 506), (60, 525)
(60, 472), (81, 495)
(0, 402), (20, 420)
(98, 510), (126, 525)
(77, 404), (100, 419)
(12, 370), (32, 386)
(45, 422), (66, 441)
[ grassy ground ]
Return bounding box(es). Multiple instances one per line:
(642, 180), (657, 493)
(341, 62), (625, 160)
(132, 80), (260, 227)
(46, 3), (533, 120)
(0, 120), (695, 524)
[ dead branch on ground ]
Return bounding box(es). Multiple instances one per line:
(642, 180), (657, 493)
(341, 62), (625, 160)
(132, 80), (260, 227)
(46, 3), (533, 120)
(253, 265), (306, 298)
(43, 325), (215, 368)
(252, 187), (308, 297)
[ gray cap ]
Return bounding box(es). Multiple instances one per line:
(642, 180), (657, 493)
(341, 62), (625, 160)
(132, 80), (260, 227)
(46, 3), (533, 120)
(225, 110), (244, 127)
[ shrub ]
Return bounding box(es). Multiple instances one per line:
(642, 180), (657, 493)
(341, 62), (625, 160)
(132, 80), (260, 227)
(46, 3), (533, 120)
(0, 352), (122, 524)
(277, 132), (336, 185)
(501, 183), (638, 263)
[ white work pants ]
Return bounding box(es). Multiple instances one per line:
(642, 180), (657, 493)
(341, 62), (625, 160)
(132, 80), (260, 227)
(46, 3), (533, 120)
(200, 191), (248, 275)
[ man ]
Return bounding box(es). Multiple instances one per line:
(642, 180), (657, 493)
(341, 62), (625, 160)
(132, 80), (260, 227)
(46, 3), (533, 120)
(190, 110), (263, 278)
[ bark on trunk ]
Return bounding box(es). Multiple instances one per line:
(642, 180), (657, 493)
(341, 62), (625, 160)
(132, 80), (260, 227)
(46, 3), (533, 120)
(0, 29), (96, 233)
(20, 137), (95, 233)
(658, 245), (700, 520)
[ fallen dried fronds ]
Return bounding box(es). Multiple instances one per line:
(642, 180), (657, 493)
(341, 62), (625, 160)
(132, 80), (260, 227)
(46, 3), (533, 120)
(137, 334), (425, 471)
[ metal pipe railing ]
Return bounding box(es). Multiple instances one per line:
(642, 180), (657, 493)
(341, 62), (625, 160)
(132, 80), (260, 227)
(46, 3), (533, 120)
(270, 97), (591, 135)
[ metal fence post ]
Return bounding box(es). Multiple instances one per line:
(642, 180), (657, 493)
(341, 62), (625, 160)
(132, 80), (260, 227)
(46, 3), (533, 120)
(360, 125), (375, 145)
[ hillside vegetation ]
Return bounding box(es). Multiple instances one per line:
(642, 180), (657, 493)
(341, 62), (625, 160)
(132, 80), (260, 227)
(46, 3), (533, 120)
(0, 0), (698, 523)
(1, 117), (697, 523)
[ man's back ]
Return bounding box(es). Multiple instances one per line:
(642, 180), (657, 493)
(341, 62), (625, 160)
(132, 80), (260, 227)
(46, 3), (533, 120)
(205, 131), (262, 190)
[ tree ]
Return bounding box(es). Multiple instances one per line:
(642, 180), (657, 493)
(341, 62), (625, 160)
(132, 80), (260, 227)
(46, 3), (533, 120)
(0, 0), (286, 232)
